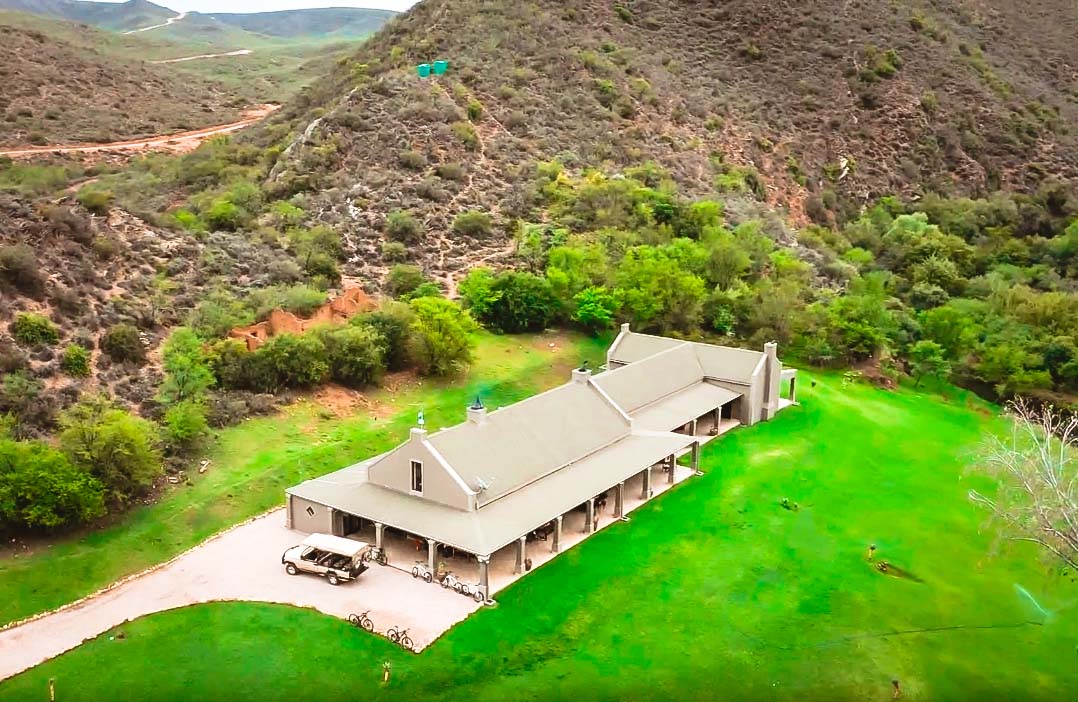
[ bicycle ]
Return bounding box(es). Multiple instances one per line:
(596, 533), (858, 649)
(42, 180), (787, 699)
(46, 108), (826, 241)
(348, 611), (374, 632)
(386, 626), (413, 650)
(411, 562), (433, 583)
(440, 572), (485, 602)
(361, 549), (387, 566)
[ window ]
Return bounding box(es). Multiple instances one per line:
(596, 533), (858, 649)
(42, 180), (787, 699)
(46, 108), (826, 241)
(305, 505), (315, 517)
(410, 460), (423, 494)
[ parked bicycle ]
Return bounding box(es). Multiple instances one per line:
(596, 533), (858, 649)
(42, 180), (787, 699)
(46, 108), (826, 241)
(348, 610), (374, 632)
(386, 626), (414, 650)
(439, 571), (485, 602)
(411, 561), (433, 583)
(361, 548), (388, 566)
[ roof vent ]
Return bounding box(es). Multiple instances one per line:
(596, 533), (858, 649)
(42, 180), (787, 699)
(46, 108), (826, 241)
(467, 395), (487, 425)
(571, 361), (592, 384)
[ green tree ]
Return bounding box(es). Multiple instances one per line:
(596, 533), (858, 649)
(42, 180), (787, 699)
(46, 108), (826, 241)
(321, 325), (386, 387)
(188, 290), (255, 339)
(572, 286), (618, 333)
(356, 304), (414, 372)
(0, 439), (105, 531)
(162, 400), (210, 453)
(484, 272), (560, 333)
(613, 245), (706, 332)
(386, 265), (429, 299)
(408, 297), (477, 376)
(908, 340), (950, 386)
(253, 333), (329, 391)
(59, 396), (162, 504)
(459, 267), (499, 321)
(158, 328), (215, 404)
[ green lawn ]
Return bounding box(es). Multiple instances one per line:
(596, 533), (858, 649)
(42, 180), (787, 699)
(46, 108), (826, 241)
(3, 371), (1075, 700)
(0, 331), (605, 626)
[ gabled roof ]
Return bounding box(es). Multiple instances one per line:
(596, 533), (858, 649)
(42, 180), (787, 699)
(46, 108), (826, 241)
(426, 381), (630, 506)
(609, 330), (765, 385)
(607, 330), (684, 364)
(592, 344), (704, 413)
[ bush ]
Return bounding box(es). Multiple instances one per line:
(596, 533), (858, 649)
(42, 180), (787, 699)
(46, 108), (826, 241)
(398, 150), (427, 170)
(451, 121), (479, 150)
(0, 439), (106, 531)
(251, 333), (329, 391)
(386, 210), (422, 244)
(408, 297), (477, 377)
(467, 99), (484, 121)
(188, 291), (254, 339)
(452, 210), (494, 239)
(355, 304), (414, 371)
(60, 344), (91, 378)
(76, 189), (114, 215)
(321, 325), (386, 388)
(0, 244), (44, 295)
(248, 285), (327, 319)
(59, 396), (162, 504)
(436, 163), (465, 181)
(162, 400), (210, 453)
(101, 323), (144, 363)
(381, 241), (409, 262)
(159, 328), (215, 404)
(461, 269), (559, 333)
(12, 313), (59, 346)
(386, 264), (428, 298)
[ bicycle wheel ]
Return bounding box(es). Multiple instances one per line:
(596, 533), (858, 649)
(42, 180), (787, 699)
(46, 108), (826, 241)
(411, 566), (419, 578)
(348, 614), (360, 627)
(387, 628), (400, 643)
(423, 571), (433, 584)
(472, 589), (484, 603)
(361, 617), (373, 632)
(453, 582), (464, 595)
(401, 635), (413, 650)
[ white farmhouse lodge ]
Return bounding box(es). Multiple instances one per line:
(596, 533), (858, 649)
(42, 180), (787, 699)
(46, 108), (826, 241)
(286, 324), (797, 598)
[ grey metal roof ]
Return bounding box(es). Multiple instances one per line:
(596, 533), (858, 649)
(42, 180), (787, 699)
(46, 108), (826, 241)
(592, 344), (705, 413)
(608, 331), (765, 385)
(426, 381), (630, 506)
(630, 382), (740, 433)
(288, 431), (695, 555)
(608, 331), (684, 364)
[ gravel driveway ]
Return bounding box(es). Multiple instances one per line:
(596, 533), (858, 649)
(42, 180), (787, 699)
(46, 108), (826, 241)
(0, 509), (480, 681)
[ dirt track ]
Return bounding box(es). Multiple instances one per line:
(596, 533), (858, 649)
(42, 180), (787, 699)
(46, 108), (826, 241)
(0, 104), (280, 159)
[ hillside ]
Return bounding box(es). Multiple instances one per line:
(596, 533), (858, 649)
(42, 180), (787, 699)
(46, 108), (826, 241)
(207, 8), (398, 40)
(0, 11), (243, 146)
(0, 0), (173, 31)
(266, 0), (1077, 273)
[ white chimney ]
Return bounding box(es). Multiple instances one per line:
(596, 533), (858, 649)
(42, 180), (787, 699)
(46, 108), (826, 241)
(467, 397), (487, 425)
(571, 362), (592, 384)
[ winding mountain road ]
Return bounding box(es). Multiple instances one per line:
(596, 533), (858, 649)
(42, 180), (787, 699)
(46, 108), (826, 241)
(0, 104), (280, 159)
(123, 11), (187, 35)
(150, 49), (254, 64)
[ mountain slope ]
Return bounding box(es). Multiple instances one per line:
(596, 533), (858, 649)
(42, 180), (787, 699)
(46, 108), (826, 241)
(207, 8), (397, 40)
(0, 0), (173, 31)
(0, 10), (241, 146)
(266, 0), (1077, 282)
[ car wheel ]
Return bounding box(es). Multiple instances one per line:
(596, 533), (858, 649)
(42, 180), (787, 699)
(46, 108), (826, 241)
(285, 563), (298, 576)
(327, 572), (340, 586)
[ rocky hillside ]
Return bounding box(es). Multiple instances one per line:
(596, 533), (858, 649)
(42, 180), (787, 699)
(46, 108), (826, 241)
(0, 0), (173, 32)
(0, 11), (243, 146)
(265, 0), (1077, 284)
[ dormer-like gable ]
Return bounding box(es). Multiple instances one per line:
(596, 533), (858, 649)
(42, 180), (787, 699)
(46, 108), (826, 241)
(366, 428), (476, 511)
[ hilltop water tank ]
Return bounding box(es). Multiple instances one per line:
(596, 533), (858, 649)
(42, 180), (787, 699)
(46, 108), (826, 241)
(416, 63), (432, 78)
(432, 60), (449, 75)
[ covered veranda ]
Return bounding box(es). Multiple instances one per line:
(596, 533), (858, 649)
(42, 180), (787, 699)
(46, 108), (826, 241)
(298, 433), (701, 602)
(631, 381), (742, 449)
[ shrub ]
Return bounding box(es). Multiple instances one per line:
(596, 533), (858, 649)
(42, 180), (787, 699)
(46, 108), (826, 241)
(471, 271), (559, 333)
(398, 150), (427, 170)
(76, 189), (113, 215)
(158, 328), (215, 404)
(0, 439), (106, 531)
(451, 121), (479, 150)
(252, 333), (329, 391)
(452, 210), (494, 239)
(59, 395), (163, 504)
(614, 5), (634, 23)
(162, 400), (210, 452)
(408, 297), (477, 377)
(355, 304), (414, 371)
(381, 241), (409, 262)
(60, 344), (91, 378)
(467, 99), (484, 121)
(321, 325), (386, 387)
(435, 163), (465, 181)
(386, 264), (428, 298)
(101, 323), (144, 363)
(0, 244), (44, 294)
(386, 210), (422, 244)
(12, 313), (59, 346)
(188, 291), (255, 339)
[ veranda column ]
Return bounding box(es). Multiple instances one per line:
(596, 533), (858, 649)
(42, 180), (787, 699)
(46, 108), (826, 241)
(790, 377), (797, 403)
(614, 481), (625, 519)
(642, 465), (652, 499)
(374, 522), (384, 551)
(691, 442), (701, 475)
(668, 454), (676, 484)
(514, 535), (527, 574)
(584, 498), (596, 534)
(427, 538), (438, 574)
(551, 515), (563, 553)
(477, 555), (490, 599)
(691, 418), (698, 436)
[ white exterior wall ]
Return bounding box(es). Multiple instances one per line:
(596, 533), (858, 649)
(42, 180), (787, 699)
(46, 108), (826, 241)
(288, 495), (334, 534)
(367, 429), (473, 510)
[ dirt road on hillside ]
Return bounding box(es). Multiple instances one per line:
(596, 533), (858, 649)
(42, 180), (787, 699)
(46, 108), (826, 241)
(0, 104), (280, 159)
(151, 49), (254, 64)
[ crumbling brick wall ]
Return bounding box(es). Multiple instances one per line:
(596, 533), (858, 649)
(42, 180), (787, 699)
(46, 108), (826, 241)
(228, 287), (376, 351)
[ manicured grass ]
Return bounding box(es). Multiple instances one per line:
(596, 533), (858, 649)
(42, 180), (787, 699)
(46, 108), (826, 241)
(3, 372), (1076, 700)
(0, 331), (606, 626)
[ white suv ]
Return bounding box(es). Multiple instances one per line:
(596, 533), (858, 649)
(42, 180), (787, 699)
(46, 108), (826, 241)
(282, 533), (370, 586)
